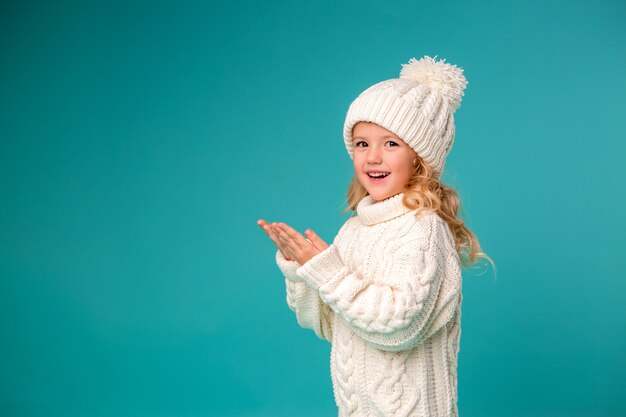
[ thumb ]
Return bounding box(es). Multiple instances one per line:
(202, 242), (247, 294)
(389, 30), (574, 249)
(306, 229), (329, 251)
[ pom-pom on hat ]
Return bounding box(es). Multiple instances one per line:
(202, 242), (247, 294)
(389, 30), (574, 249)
(343, 55), (468, 178)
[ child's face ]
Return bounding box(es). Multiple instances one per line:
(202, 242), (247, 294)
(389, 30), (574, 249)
(352, 122), (417, 202)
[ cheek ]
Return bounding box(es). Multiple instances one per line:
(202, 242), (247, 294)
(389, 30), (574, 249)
(395, 160), (414, 182)
(353, 154), (365, 172)
(391, 156), (413, 174)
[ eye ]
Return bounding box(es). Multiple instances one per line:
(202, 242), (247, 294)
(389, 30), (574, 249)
(354, 141), (368, 148)
(386, 141), (399, 147)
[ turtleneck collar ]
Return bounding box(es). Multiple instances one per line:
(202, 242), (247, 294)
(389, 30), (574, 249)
(356, 192), (413, 225)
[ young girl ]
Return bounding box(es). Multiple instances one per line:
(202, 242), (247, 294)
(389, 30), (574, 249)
(257, 55), (492, 417)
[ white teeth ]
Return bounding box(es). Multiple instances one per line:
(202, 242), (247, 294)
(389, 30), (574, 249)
(368, 172), (389, 178)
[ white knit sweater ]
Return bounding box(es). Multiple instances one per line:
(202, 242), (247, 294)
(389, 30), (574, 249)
(275, 192), (463, 417)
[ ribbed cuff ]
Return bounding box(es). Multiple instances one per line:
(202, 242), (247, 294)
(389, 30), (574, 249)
(275, 250), (304, 282)
(296, 244), (344, 289)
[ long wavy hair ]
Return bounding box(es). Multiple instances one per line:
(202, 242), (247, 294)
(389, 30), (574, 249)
(341, 153), (495, 275)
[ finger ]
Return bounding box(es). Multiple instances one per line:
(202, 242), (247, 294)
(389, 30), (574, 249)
(272, 223), (298, 258)
(262, 224), (280, 244)
(303, 229), (318, 250)
(276, 222), (310, 250)
(273, 223), (302, 259)
(275, 223), (322, 264)
(258, 220), (293, 260)
(268, 226), (290, 253)
(273, 224), (303, 257)
(258, 220), (281, 244)
(257, 220), (272, 236)
(305, 229), (330, 251)
(257, 219), (275, 237)
(270, 231), (293, 261)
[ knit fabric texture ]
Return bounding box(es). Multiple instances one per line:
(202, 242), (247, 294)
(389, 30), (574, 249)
(275, 192), (463, 417)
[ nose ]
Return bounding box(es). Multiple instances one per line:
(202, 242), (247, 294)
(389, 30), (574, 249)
(366, 145), (382, 164)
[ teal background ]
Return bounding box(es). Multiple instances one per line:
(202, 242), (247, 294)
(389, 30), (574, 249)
(1, 0), (625, 416)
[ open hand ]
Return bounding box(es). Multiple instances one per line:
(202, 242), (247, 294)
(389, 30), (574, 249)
(257, 219), (329, 265)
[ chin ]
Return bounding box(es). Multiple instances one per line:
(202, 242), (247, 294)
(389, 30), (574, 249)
(369, 191), (391, 201)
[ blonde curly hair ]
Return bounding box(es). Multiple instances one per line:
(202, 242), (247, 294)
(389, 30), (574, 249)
(341, 153), (495, 275)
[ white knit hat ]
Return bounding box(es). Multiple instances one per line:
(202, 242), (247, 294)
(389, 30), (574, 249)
(343, 55), (468, 177)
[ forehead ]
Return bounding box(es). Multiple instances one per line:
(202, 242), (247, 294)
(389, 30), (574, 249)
(352, 122), (402, 140)
(352, 122), (405, 144)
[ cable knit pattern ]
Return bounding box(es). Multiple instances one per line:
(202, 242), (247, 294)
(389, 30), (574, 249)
(276, 192), (463, 417)
(370, 350), (419, 417)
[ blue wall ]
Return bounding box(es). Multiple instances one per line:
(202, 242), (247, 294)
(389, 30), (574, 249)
(1, 0), (624, 416)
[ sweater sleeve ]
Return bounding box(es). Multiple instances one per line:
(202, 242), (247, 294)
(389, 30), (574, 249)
(295, 215), (462, 352)
(275, 249), (303, 283)
(276, 250), (333, 342)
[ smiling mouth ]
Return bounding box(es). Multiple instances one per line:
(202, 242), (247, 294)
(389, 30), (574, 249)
(366, 172), (390, 184)
(367, 172), (390, 179)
